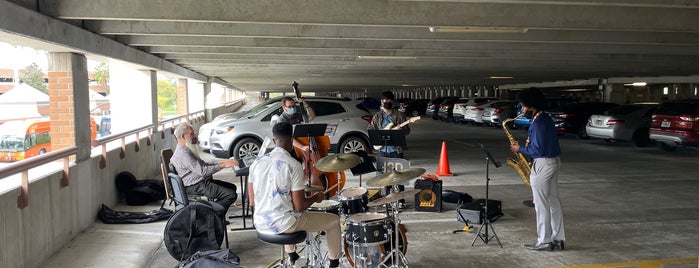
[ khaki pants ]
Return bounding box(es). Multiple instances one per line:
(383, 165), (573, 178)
(284, 212), (342, 260)
(531, 157), (565, 245)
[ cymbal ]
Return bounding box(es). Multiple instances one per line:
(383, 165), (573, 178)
(367, 189), (421, 207)
(304, 185), (325, 192)
(365, 168), (427, 187)
(314, 153), (361, 172)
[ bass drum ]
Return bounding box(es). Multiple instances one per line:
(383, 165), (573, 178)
(343, 222), (407, 268)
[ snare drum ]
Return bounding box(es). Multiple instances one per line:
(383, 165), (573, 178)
(345, 213), (389, 246)
(308, 199), (340, 215)
(338, 187), (368, 215)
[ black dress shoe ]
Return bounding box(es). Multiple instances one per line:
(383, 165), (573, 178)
(524, 242), (553, 251)
(553, 240), (565, 250)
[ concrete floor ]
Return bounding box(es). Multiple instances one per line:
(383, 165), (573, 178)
(41, 116), (699, 268)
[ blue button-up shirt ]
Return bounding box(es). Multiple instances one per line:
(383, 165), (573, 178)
(518, 113), (560, 159)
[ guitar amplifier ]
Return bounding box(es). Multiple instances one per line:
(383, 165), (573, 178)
(414, 179), (442, 212)
(456, 199), (503, 225)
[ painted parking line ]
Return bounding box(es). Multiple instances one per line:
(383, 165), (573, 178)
(558, 258), (697, 268)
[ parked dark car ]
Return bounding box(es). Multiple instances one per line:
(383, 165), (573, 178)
(356, 97), (381, 112)
(514, 96), (580, 129)
(399, 98), (429, 117)
(546, 102), (620, 139)
(437, 97), (462, 121)
(650, 99), (699, 151)
(426, 96), (458, 120)
(586, 103), (659, 147)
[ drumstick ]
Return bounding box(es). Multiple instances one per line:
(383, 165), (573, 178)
(323, 182), (340, 194)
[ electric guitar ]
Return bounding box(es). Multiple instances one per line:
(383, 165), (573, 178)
(373, 116), (420, 150)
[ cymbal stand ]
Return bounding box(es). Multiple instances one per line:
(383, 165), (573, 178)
(304, 232), (326, 268)
(384, 200), (408, 268)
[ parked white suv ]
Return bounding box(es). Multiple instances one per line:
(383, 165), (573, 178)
(209, 97), (372, 159)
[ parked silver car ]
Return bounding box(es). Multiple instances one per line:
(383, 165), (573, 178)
(482, 101), (516, 127)
(199, 98), (280, 150)
(209, 97), (372, 159)
(453, 97), (500, 124)
(585, 103), (659, 147)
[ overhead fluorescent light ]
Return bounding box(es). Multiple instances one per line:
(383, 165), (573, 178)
(429, 26), (528, 33)
(624, 82), (648, 87)
(357, 56), (417, 60)
(561, 88), (590, 92)
(489, 76), (513, 79)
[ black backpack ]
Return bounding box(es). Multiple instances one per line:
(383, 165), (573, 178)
(164, 201), (225, 261)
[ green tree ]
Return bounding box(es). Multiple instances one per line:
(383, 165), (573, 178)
(19, 63), (46, 93)
(157, 79), (177, 112)
(93, 62), (110, 94)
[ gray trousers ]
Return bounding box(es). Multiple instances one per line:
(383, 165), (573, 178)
(530, 157), (565, 245)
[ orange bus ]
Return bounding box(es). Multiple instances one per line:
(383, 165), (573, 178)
(0, 118), (51, 162)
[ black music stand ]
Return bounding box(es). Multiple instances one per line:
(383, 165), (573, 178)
(292, 123), (327, 139)
(368, 129), (406, 156)
(349, 150), (376, 187)
(471, 143), (503, 248)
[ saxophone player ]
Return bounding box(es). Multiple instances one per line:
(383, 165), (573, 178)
(510, 88), (566, 251)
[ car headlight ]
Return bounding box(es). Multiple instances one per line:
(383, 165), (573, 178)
(214, 126), (234, 134)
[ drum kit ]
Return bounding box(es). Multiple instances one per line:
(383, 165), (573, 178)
(304, 153), (426, 268)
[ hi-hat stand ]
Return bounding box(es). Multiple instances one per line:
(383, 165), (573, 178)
(471, 143), (503, 248)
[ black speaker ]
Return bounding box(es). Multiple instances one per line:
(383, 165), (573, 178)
(456, 199), (503, 225)
(414, 179), (442, 212)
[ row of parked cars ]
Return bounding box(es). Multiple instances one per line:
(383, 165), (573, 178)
(422, 95), (699, 151)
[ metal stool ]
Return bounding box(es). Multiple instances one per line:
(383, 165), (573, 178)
(257, 231), (308, 268)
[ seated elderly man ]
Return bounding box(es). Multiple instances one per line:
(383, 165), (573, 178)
(170, 122), (239, 214)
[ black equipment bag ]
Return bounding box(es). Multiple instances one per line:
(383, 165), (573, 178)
(116, 171), (166, 205)
(414, 179), (443, 212)
(98, 204), (173, 224)
(456, 199), (503, 225)
(177, 249), (242, 268)
(165, 201), (225, 261)
(442, 189), (473, 205)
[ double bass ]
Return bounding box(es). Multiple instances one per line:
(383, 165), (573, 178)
(291, 82), (345, 197)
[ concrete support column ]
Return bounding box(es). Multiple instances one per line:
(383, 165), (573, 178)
(47, 52), (90, 161)
(604, 84), (626, 104)
(176, 78), (188, 116)
(147, 70), (158, 129)
(203, 81), (212, 122)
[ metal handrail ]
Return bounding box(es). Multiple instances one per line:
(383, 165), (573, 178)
(0, 146), (76, 208)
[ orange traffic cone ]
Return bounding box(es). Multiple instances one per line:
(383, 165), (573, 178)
(435, 141), (454, 176)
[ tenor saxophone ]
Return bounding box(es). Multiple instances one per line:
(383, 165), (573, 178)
(502, 113), (532, 186)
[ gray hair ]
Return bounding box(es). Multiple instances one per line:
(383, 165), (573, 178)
(174, 122), (193, 139)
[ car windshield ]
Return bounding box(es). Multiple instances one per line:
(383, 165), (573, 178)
(0, 135), (25, 151)
(655, 102), (696, 116)
(243, 103), (277, 118)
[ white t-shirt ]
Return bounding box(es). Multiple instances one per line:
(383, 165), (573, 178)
(249, 147), (305, 234)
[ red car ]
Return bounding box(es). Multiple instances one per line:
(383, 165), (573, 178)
(650, 99), (699, 151)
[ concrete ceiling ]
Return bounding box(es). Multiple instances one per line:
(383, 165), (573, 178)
(11, 0), (699, 91)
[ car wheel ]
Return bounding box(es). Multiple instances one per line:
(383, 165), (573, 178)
(339, 136), (368, 154)
(577, 128), (590, 139)
(410, 110), (419, 117)
(632, 129), (651, 147)
(233, 138), (261, 159)
(39, 148), (47, 155)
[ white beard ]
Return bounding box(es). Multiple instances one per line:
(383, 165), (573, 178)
(185, 141), (203, 161)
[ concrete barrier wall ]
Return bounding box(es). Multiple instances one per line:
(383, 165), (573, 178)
(206, 99), (245, 121)
(0, 121), (204, 268)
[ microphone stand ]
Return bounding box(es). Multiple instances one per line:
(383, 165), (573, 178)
(472, 143), (503, 248)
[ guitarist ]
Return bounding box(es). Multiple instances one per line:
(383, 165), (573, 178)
(367, 91), (411, 208)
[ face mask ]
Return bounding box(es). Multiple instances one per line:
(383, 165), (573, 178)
(286, 107), (296, 115)
(382, 102), (394, 110)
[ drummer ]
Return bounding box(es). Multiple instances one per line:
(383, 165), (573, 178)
(248, 122), (342, 268)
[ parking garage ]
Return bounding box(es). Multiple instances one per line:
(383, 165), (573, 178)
(1, 1), (698, 267)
